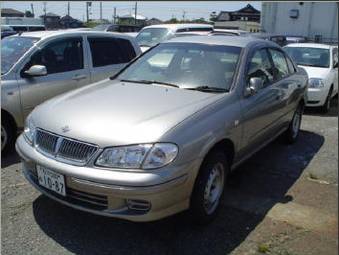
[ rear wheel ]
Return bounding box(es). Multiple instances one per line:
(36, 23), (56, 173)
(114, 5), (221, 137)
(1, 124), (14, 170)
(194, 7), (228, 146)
(284, 103), (303, 144)
(190, 150), (229, 224)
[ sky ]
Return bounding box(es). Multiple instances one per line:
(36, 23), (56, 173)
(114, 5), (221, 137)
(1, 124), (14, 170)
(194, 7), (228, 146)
(1, 1), (261, 22)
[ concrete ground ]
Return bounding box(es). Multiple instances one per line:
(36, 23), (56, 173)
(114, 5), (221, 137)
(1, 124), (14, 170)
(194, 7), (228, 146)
(1, 98), (338, 255)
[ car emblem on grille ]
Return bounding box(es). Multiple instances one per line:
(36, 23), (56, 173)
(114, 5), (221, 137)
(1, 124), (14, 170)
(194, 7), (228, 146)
(61, 125), (70, 133)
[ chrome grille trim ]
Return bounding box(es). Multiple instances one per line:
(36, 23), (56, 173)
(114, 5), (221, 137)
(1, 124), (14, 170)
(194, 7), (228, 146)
(34, 129), (99, 166)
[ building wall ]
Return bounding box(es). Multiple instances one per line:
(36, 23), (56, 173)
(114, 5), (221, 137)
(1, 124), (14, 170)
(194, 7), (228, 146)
(261, 2), (338, 42)
(1, 17), (43, 25)
(214, 21), (260, 32)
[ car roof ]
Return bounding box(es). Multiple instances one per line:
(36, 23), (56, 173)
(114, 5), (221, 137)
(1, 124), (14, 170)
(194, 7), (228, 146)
(141, 23), (213, 31)
(284, 43), (334, 49)
(13, 30), (134, 40)
(164, 35), (267, 48)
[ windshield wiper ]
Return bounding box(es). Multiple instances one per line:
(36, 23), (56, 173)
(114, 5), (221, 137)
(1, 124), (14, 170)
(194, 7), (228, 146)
(120, 79), (179, 88)
(185, 86), (228, 93)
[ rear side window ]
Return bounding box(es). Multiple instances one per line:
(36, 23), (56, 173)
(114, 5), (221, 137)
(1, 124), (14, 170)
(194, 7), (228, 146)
(23, 37), (83, 75)
(268, 49), (289, 80)
(88, 37), (136, 67)
(247, 49), (274, 86)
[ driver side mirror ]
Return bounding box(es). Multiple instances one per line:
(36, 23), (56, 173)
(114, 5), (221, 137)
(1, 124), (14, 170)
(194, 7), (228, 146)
(24, 65), (47, 77)
(245, 77), (264, 96)
(334, 62), (338, 68)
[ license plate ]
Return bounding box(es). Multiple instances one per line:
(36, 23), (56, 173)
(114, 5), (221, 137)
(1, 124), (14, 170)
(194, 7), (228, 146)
(36, 165), (66, 196)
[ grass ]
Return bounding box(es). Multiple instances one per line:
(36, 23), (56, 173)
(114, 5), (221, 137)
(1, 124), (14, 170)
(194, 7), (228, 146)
(258, 243), (270, 253)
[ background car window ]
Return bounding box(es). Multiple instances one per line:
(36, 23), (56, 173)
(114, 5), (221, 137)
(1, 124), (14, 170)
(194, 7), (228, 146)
(88, 37), (136, 67)
(284, 47), (330, 68)
(269, 49), (289, 80)
(247, 49), (274, 86)
(25, 37), (83, 75)
(136, 28), (169, 47)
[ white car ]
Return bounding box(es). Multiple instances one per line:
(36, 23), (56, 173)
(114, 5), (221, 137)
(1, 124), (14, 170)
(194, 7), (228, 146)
(284, 43), (338, 112)
(135, 24), (213, 52)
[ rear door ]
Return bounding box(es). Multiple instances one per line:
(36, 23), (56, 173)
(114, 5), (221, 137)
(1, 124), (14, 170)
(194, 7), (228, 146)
(18, 36), (90, 118)
(87, 36), (137, 83)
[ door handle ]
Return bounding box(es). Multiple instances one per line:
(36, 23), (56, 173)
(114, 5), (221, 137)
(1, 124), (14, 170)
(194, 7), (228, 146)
(72, 74), (87, 81)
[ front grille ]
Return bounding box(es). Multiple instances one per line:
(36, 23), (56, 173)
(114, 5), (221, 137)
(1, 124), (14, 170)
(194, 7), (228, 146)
(35, 129), (98, 165)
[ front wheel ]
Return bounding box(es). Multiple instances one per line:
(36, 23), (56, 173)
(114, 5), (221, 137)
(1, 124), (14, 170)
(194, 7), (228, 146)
(284, 103), (303, 144)
(1, 119), (15, 154)
(190, 150), (229, 224)
(321, 87), (333, 113)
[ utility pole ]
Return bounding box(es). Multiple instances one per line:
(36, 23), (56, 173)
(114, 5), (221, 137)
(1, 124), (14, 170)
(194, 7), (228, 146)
(43, 2), (47, 16)
(30, 3), (34, 16)
(67, 2), (70, 16)
(134, 1), (137, 25)
(86, 2), (91, 22)
(182, 10), (186, 22)
(100, 2), (102, 21)
(113, 7), (117, 24)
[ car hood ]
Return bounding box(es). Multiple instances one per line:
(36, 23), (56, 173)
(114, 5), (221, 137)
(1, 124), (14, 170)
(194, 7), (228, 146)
(32, 79), (224, 147)
(298, 65), (330, 79)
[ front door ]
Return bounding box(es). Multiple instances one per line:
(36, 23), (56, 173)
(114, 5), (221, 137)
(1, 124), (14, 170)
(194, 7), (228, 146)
(18, 37), (90, 118)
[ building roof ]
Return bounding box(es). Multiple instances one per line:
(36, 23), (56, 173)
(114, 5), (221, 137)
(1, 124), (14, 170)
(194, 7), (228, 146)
(165, 35), (266, 48)
(1, 8), (24, 16)
(216, 4), (260, 21)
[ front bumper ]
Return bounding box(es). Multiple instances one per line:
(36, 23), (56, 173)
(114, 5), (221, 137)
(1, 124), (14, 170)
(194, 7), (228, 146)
(16, 135), (198, 222)
(306, 87), (329, 107)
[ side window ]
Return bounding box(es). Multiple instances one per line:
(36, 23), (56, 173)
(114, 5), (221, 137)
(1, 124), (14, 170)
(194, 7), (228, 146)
(268, 49), (289, 80)
(247, 49), (274, 86)
(88, 37), (136, 67)
(23, 37), (83, 75)
(285, 55), (296, 74)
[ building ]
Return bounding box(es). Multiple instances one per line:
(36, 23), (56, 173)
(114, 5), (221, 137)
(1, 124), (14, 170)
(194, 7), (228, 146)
(40, 12), (60, 29)
(261, 2), (338, 44)
(146, 18), (162, 26)
(1, 8), (24, 17)
(1, 17), (43, 26)
(59, 15), (84, 29)
(213, 4), (261, 32)
(118, 13), (147, 27)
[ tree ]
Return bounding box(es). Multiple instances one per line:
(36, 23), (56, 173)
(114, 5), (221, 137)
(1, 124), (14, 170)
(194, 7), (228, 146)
(25, 10), (34, 18)
(209, 11), (217, 22)
(164, 18), (179, 24)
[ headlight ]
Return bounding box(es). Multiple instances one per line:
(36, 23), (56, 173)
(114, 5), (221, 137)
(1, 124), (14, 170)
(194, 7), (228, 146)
(23, 115), (36, 144)
(95, 143), (178, 169)
(308, 78), (325, 88)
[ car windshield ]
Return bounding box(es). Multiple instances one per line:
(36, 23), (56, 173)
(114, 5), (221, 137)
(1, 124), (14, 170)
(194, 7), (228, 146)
(118, 43), (242, 92)
(1, 36), (39, 74)
(136, 28), (170, 47)
(1, 26), (13, 32)
(284, 47), (330, 68)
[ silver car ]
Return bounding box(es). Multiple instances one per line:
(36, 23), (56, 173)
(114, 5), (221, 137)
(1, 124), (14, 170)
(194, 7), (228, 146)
(1, 30), (141, 153)
(16, 36), (308, 223)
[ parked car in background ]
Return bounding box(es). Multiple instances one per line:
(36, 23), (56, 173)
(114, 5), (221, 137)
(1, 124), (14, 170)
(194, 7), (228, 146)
(135, 24), (213, 51)
(249, 33), (288, 47)
(1, 25), (17, 39)
(284, 43), (338, 112)
(9, 24), (46, 32)
(1, 30), (141, 153)
(212, 28), (249, 36)
(285, 35), (308, 44)
(16, 36), (308, 224)
(92, 24), (141, 33)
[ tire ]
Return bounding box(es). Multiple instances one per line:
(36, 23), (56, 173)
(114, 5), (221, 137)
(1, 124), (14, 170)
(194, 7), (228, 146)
(284, 103), (303, 144)
(321, 87), (333, 114)
(190, 150), (229, 224)
(1, 117), (15, 155)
